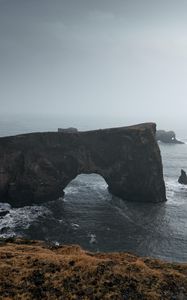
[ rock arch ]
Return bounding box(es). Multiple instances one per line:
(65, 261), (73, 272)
(0, 123), (166, 207)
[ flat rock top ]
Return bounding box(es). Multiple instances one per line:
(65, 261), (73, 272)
(0, 239), (186, 300)
(0, 122), (156, 141)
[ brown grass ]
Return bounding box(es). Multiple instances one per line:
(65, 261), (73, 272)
(0, 238), (186, 299)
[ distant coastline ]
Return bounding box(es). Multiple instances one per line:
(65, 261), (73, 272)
(156, 129), (184, 144)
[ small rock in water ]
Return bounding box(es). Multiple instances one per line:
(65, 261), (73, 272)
(178, 169), (187, 185)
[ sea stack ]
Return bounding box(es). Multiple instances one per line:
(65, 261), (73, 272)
(178, 169), (187, 185)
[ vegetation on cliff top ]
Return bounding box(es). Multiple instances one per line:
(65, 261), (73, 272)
(0, 238), (186, 300)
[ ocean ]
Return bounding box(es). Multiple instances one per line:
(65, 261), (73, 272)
(0, 116), (187, 263)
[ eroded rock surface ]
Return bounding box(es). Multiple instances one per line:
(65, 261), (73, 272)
(0, 123), (166, 207)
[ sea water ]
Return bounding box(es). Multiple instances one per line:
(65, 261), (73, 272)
(0, 118), (187, 262)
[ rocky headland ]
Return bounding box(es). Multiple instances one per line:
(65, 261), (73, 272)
(156, 130), (183, 144)
(0, 123), (166, 207)
(0, 238), (186, 300)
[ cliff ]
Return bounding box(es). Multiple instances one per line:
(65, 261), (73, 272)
(0, 123), (166, 207)
(0, 238), (186, 300)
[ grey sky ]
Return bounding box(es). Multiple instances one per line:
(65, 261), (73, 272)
(1, 0), (187, 131)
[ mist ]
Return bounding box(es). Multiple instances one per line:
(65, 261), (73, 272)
(1, 0), (187, 136)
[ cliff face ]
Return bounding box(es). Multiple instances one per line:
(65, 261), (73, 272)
(0, 238), (186, 300)
(0, 123), (166, 207)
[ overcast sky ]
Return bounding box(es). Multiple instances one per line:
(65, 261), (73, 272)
(1, 0), (187, 131)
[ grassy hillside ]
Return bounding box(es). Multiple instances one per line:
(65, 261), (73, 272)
(0, 238), (186, 300)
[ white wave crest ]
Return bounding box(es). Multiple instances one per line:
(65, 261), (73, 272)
(0, 204), (51, 238)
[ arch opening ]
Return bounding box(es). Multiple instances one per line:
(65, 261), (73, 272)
(64, 173), (109, 198)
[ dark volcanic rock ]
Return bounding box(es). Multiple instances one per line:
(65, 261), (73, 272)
(178, 169), (187, 185)
(58, 127), (78, 133)
(156, 130), (184, 144)
(0, 123), (166, 207)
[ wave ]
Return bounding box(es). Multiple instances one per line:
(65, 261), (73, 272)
(0, 203), (51, 238)
(166, 179), (187, 191)
(88, 233), (97, 244)
(165, 178), (187, 205)
(177, 138), (187, 144)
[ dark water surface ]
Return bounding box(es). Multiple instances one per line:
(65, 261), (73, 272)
(0, 122), (187, 262)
